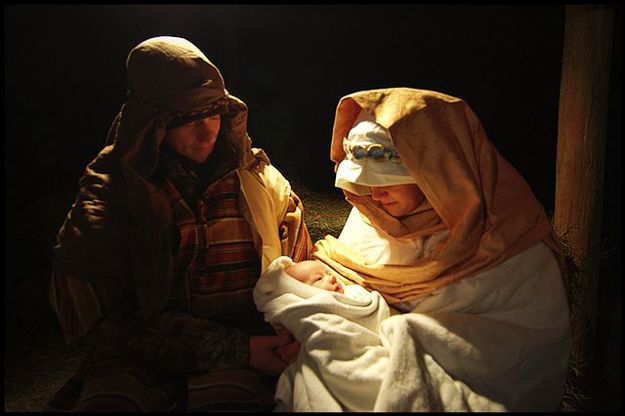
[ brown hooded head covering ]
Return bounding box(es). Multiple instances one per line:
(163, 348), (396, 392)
(108, 35), (254, 176)
(55, 37), (255, 317)
(313, 88), (563, 302)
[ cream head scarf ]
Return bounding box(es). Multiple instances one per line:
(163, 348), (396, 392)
(313, 88), (563, 302)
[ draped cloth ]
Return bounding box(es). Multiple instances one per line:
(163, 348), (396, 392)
(316, 88), (565, 302)
(48, 37), (312, 411)
(255, 244), (570, 411)
(289, 88), (572, 411)
(53, 37), (256, 318)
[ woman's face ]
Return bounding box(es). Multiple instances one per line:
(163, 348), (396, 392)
(164, 114), (221, 163)
(369, 184), (425, 217)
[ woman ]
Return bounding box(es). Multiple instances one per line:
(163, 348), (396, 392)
(47, 36), (310, 411)
(311, 87), (571, 411)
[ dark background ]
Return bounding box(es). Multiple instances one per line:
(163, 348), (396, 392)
(4, 4), (621, 410)
(5, 5), (570, 203)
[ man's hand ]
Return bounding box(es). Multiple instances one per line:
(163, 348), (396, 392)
(249, 333), (292, 375)
(275, 329), (301, 364)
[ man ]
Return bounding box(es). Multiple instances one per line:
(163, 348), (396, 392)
(47, 36), (309, 411)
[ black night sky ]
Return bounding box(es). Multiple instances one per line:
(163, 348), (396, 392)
(4, 4), (622, 409)
(6, 4), (621, 274)
(6, 5), (570, 201)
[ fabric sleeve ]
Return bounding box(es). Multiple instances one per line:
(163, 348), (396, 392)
(79, 298), (251, 375)
(279, 190), (312, 262)
(51, 265), (251, 375)
(51, 235), (252, 375)
(50, 148), (254, 376)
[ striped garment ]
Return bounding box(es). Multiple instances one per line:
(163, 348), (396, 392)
(47, 164), (312, 411)
(165, 171), (264, 317)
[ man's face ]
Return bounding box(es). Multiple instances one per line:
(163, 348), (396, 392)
(369, 184), (425, 217)
(164, 114), (221, 163)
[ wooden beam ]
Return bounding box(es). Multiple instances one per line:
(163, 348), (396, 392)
(554, 4), (615, 409)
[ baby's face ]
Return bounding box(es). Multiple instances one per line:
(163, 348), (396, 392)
(286, 260), (344, 293)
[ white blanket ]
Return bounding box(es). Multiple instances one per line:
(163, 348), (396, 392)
(253, 243), (571, 412)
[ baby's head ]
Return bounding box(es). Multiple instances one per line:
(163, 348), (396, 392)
(285, 260), (344, 293)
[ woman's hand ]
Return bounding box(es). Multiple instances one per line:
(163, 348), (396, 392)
(249, 333), (292, 375)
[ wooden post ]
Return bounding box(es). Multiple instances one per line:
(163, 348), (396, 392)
(553, 4), (614, 409)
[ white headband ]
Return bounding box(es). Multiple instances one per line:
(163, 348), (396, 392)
(335, 115), (416, 195)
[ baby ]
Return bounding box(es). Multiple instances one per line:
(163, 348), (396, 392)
(285, 259), (345, 293)
(253, 256), (392, 413)
(256, 256), (374, 304)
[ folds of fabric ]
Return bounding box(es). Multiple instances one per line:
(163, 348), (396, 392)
(323, 88), (564, 301)
(256, 243), (570, 411)
(49, 36), (313, 412)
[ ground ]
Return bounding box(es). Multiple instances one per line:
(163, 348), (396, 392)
(4, 280), (86, 412)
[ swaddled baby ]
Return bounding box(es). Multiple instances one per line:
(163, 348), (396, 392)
(286, 259), (344, 293)
(253, 256), (393, 412)
(260, 256), (372, 302)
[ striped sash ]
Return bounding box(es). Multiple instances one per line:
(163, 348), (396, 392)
(47, 172), (277, 411)
(165, 171), (264, 320)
